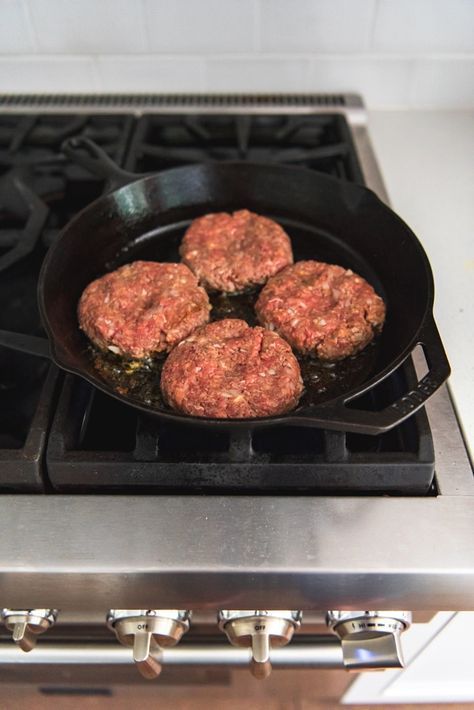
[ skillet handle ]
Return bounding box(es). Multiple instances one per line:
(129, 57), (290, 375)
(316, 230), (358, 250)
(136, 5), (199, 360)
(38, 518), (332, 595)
(61, 137), (143, 192)
(288, 315), (451, 435)
(0, 329), (51, 359)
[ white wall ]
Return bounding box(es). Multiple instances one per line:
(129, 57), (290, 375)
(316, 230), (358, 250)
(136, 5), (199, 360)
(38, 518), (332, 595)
(0, 0), (473, 108)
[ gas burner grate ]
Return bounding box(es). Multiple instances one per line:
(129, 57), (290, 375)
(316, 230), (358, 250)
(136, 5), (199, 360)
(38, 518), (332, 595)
(0, 244), (61, 490)
(46, 357), (434, 495)
(0, 105), (436, 496)
(0, 114), (135, 253)
(0, 113), (133, 159)
(125, 113), (364, 182)
(0, 113), (134, 489)
(0, 167), (49, 272)
(0, 366), (59, 492)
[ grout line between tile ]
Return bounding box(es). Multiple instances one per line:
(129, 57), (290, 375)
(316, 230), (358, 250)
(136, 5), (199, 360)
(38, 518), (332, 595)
(138, 0), (151, 54)
(368, 0), (380, 51)
(137, 0), (150, 53)
(21, 0), (39, 53)
(0, 52), (473, 61)
(253, 0), (261, 52)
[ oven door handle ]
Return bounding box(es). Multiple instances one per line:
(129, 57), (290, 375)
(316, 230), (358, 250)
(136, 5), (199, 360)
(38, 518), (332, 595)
(0, 639), (343, 669)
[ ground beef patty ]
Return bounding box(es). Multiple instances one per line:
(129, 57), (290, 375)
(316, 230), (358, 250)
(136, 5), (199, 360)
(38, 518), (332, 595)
(78, 261), (211, 359)
(180, 209), (293, 293)
(256, 261), (386, 361)
(161, 319), (303, 418)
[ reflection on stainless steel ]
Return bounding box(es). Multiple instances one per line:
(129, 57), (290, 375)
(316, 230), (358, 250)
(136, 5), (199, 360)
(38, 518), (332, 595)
(0, 639), (343, 668)
(0, 93), (365, 115)
(350, 123), (390, 204)
(218, 610), (302, 678)
(1, 609), (58, 653)
(107, 609), (191, 679)
(327, 611), (411, 671)
(0, 493), (472, 609)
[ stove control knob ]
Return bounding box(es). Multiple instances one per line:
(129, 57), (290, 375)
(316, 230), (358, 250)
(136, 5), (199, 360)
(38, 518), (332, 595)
(218, 610), (302, 679)
(107, 609), (191, 679)
(1, 609), (58, 652)
(327, 610), (412, 671)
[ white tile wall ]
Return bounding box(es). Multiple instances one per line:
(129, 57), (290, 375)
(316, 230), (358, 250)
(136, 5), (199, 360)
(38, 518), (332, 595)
(205, 57), (310, 92)
(28, 0), (148, 53)
(373, 0), (474, 53)
(97, 56), (204, 92)
(410, 58), (474, 108)
(308, 57), (415, 108)
(259, 0), (376, 53)
(143, 0), (256, 53)
(0, 0), (473, 108)
(0, 56), (98, 92)
(0, 0), (35, 53)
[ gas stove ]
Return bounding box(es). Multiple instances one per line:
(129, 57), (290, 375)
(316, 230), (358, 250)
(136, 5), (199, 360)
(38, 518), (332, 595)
(0, 94), (472, 683)
(0, 100), (435, 496)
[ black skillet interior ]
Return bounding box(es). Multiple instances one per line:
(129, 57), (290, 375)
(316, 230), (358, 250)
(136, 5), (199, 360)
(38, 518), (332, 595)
(88, 216), (382, 412)
(39, 161), (434, 428)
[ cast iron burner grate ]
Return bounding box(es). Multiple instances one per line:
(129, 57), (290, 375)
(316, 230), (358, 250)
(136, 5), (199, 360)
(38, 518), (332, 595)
(46, 355), (434, 494)
(0, 252), (60, 490)
(0, 114), (134, 490)
(0, 114), (134, 259)
(125, 114), (364, 182)
(0, 108), (436, 494)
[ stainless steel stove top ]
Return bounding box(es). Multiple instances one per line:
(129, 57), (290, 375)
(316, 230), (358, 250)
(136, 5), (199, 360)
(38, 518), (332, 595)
(0, 93), (472, 617)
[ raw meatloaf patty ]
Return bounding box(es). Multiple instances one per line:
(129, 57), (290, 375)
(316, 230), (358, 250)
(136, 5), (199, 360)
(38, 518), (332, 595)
(180, 209), (293, 293)
(256, 261), (386, 361)
(78, 261), (211, 359)
(161, 319), (303, 418)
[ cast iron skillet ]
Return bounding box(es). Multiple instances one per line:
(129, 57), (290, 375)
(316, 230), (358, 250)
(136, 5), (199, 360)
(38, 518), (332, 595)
(0, 137), (450, 435)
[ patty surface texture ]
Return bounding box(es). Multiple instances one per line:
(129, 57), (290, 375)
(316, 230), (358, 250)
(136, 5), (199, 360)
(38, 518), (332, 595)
(256, 260), (385, 360)
(161, 318), (303, 418)
(180, 209), (293, 293)
(78, 261), (210, 359)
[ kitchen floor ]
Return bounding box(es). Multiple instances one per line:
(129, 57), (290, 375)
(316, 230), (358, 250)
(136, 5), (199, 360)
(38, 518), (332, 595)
(0, 670), (467, 709)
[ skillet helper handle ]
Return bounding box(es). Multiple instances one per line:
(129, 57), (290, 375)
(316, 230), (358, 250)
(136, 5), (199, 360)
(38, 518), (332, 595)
(297, 315), (450, 435)
(61, 137), (141, 192)
(0, 329), (51, 359)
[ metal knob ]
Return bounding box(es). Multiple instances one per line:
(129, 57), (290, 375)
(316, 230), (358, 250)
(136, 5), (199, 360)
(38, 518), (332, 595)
(107, 609), (191, 679)
(218, 610), (302, 679)
(327, 610), (412, 671)
(1, 609), (58, 652)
